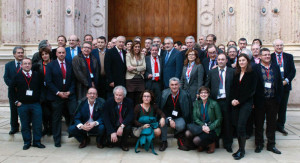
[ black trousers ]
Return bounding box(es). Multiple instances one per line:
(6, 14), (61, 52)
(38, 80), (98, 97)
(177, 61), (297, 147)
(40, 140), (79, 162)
(277, 91), (290, 130)
(146, 80), (162, 104)
(51, 95), (77, 144)
(232, 101), (252, 138)
(9, 97), (19, 131)
(107, 125), (132, 146)
(98, 75), (108, 100)
(255, 98), (279, 148)
(41, 101), (52, 131)
(217, 99), (233, 148)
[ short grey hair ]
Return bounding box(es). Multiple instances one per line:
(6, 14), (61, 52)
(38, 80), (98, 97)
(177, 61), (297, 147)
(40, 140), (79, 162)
(13, 46), (24, 54)
(164, 37), (174, 44)
(273, 39), (283, 46)
(113, 86), (127, 97)
(150, 44), (160, 50)
(185, 36), (195, 43)
(241, 48), (253, 59)
(169, 77), (180, 85)
(153, 37), (161, 42)
(227, 46), (237, 52)
(117, 36), (126, 41)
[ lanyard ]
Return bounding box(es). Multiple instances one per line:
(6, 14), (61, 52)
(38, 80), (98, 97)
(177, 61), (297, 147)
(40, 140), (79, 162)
(171, 91), (180, 110)
(265, 67), (270, 80)
(22, 72), (32, 89)
(219, 70), (225, 86)
(17, 66), (21, 73)
(141, 104), (151, 115)
(186, 64), (194, 78)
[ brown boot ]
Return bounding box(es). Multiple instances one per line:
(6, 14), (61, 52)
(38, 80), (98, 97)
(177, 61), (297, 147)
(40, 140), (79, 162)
(197, 146), (204, 152)
(207, 142), (215, 154)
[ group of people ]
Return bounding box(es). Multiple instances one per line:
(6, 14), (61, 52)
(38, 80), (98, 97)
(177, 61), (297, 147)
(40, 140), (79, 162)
(3, 33), (296, 160)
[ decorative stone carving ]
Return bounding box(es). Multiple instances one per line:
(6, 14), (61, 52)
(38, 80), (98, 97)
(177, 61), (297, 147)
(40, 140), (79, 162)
(92, 12), (104, 27)
(200, 11), (213, 26)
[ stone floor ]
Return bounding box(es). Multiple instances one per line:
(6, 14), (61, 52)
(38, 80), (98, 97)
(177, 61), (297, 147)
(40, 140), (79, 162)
(0, 105), (300, 163)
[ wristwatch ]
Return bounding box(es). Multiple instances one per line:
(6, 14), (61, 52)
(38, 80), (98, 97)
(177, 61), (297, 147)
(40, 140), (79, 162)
(14, 101), (19, 106)
(120, 124), (125, 129)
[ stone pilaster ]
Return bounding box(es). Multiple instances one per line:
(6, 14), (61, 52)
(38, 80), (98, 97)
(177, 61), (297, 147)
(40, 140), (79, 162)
(1, 0), (24, 44)
(89, 0), (108, 38)
(197, 0), (215, 38)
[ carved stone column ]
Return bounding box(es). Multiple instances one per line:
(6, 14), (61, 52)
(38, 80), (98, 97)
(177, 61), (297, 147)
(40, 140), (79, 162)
(41, 0), (65, 43)
(197, 0), (215, 39)
(1, 0), (24, 44)
(89, 0), (108, 38)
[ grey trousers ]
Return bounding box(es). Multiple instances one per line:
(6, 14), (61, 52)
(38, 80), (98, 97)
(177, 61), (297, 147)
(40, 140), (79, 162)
(161, 117), (186, 141)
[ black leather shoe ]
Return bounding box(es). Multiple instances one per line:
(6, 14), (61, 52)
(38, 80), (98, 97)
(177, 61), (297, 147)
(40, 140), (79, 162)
(121, 145), (129, 151)
(225, 147), (233, 153)
(33, 143), (46, 148)
(267, 147), (281, 154)
(159, 141), (168, 151)
(55, 142), (61, 147)
(9, 130), (19, 135)
(23, 144), (31, 150)
(233, 150), (245, 160)
(277, 128), (288, 136)
(255, 145), (263, 153)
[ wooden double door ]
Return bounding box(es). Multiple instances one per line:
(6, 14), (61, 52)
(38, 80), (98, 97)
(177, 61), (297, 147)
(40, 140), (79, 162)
(108, 0), (197, 46)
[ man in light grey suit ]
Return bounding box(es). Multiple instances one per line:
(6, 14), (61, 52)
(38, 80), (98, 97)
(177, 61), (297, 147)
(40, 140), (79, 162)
(145, 44), (163, 104)
(205, 53), (235, 153)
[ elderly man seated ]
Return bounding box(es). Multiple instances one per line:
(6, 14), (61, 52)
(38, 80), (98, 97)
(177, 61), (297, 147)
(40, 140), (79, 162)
(68, 88), (106, 148)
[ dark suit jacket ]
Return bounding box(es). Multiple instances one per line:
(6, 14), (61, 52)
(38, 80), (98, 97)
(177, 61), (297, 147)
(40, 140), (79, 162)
(271, 52), (296, 91)
(253, 63), (283, 108)
(104, 46), (127, 88)
(74, 98), (106, 126)
(3, 61), (21, 98)
(205, 66), (234, 104)
(144, 55), (163, 89)
(45, 59), (75, 101)
(103, 97), (134, 135)
(161, 48), (183, 88)
(91, 48), (105, 69)
(181, 64), (204, 101)
(32, 60), (48, 102)
(65, 47), (81, 62)
(231, 70), (257, 106)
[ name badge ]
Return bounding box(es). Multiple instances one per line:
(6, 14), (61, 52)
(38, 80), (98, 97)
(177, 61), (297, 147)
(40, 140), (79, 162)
(26, 90), (33, 96)
(265, 82), (272, 88)
(90, 73), (94, 78)
(280, 67), (284, 72)
(63, 79), (66, 84)
(154, 73), (160, 77)
(172, 110), (178, 117)
(44, 82), (46, 86)
(219, 89), (225, 94)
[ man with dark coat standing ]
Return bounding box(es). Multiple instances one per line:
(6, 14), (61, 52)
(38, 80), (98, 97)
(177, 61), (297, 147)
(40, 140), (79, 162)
(271, 39), (296, 136)
(72, 41), (99, 101)
(3, 46), (24, 135)
(45, 47), (77, 147)
(105, 36), (127, 97)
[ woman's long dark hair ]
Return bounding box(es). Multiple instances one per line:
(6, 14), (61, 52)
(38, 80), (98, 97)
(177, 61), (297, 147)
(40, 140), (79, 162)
(235, 53), (252, 74)
(139, 90), (155, 105)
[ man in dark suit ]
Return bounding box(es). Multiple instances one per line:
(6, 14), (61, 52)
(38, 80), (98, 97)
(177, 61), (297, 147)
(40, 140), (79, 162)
(205, 53), (234, 153)
(45, 47), (77, 147)
(253, 48), (283, 154)
(271, 39), (296, 135)
(3, 46), (24, 135)
(91, 36), (107, 99)
(161, 37), (183, 88)
(105, 36), (127, 96)
(180, 36), (205, 62)
(68, 88), (106, 148)
(202, 45), (218, 78)
(65, 35), (81, 62)
(237, 38), (247, 56)
(11, 58), (45, 150)
(251, 44), (261, 64)
(103, 86), (134, 151)
(145, 44), (163, 104)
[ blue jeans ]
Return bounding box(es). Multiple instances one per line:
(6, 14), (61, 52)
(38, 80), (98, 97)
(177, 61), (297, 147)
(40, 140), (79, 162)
(18, 103), (42, 145)
(68, 124), (105, 144)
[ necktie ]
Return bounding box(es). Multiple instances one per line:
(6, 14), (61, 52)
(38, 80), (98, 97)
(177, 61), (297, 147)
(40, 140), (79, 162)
(71, 48), (75, 58)
(119, 51), (123, 62)
(26, 72), (30, 78)
(16, 62), (20, 71)
(278, 54), (284, 78)
(218, 69), (224, 96)
(154, 57), (159, 81)
(210, 60), (215, 70)
(118, 104), (123, 124)
(61, 62), (66, 79)
(165, 52), (170, 64)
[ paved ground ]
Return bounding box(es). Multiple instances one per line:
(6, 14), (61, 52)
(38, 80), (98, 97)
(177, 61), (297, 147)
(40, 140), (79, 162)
(0, 105), (300, 163)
